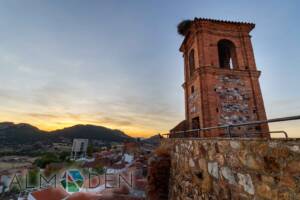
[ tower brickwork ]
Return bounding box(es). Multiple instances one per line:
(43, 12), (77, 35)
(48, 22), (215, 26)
(179, 18), (269, 137)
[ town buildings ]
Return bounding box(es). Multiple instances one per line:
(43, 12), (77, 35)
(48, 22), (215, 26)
(70, 139), (89, 160)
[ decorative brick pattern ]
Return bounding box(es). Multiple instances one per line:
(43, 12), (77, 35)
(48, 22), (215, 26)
(176, 18), (269, 137)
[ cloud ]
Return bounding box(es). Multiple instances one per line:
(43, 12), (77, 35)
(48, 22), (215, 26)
(85, 116), (133, 126)
(27, 113), (59, 119)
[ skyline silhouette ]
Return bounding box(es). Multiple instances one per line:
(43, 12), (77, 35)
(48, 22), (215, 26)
(0, 0), (299, 137)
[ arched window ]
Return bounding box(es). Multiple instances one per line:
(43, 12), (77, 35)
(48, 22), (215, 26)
(217, 39), (237, 69)
(189, 49), (195, 76)
(191, 85), (195, 94)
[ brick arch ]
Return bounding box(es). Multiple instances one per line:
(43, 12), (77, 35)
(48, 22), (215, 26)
(217, 39), (238, 69)
(189, 49), (196, 77)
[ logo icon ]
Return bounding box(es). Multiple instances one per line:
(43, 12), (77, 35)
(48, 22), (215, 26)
(60, 169), (84, 193)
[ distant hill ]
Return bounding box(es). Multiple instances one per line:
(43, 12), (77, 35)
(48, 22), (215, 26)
(0, 122), (48, 145)
(0, 122), (132, 145)
(52, 125), (131, 142)
(143, 134), (162, 146)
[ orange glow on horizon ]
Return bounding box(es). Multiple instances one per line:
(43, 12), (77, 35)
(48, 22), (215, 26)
(1, 113), (299, 138)
(0, 113), (164, 138)
(38, 122), (159, 138)
(29, 121), (160, 138)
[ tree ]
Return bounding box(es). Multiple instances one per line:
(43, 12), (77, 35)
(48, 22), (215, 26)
(27, 168), (39, 186)
(93, 164), (105, 175)
(59, 151), (70, 161)
(34, 152), (60, 168)
(87, 144), (94, 157)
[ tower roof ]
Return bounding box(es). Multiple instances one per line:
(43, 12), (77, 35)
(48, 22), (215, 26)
(178, 18), (255, 51)
(194, 17), (255, 29)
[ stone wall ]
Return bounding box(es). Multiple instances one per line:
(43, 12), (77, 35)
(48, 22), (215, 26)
(147, 151), (171, 200)
(166, 138), (300, 200)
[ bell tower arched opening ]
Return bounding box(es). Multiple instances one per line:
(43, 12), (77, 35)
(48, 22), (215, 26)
(218, 39), (237, 69)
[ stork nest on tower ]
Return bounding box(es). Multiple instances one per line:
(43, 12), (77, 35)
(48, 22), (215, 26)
(177, 19), (193, 36)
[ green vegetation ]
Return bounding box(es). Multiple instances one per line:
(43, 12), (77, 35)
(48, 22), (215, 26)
(33, 151), (75, 169)
(10, 185), (21, 194)
(92, 164), (105, 175)
(87, 144), (94, 157)
(27, 168), (39, 186)
(34, 152), (61, 168)
(59, 151), (70, 161)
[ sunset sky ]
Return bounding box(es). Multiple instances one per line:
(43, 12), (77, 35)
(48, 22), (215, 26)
(0, 0), (299, 137)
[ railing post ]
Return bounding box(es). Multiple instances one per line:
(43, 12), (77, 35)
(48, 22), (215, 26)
(227, 125), (231, 138)
(167, 115), (300, 139)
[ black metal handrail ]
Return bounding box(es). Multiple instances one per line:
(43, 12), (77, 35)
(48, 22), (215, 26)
(163, 115), (300, 139)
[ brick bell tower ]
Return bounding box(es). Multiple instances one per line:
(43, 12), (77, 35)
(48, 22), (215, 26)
(178, 18), (269, 137)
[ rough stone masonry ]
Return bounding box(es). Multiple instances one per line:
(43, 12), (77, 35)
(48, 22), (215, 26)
(165, 138), (300, 200)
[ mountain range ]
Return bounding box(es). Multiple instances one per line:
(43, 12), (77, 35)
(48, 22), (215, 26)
(0, 122), (133, 145)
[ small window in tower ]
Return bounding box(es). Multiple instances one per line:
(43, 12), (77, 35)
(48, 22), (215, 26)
(191, 86), (195, 94)
(192, 117), (200, 129)
(218, 39), (237, 69)
(189, 49), (196, 77)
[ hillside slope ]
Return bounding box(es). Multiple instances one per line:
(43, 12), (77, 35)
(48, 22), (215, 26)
(0, 122), (132, 145)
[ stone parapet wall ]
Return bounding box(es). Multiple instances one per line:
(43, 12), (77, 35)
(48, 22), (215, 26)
(166, 138), (300, 200)
(147, 151), (171, 200)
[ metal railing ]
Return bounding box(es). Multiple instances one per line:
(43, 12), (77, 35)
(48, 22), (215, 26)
(163, 115), (300, 139)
